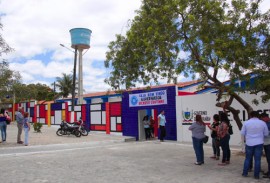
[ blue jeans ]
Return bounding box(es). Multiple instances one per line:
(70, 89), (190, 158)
(264, 145), (270, 176)
(243, 144), (263, 178)
(192, 137), (204, 163)
(0, 121), (7, 141)
(24, 128), (29, 145)
(212, 138), (220, 157)
(220, 134), (230, 163)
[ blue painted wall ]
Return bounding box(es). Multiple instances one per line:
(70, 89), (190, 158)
(122, 86), (177, 140)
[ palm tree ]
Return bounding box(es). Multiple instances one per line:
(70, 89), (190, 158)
(55, 73), (73, 98)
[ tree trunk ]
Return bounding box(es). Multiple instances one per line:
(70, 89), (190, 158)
(216, 102), (242, 130)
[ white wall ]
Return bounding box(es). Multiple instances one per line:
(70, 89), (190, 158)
(176, 93), (270, 146)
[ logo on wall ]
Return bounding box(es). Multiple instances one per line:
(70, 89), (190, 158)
(182, 109), (193, 125)
(131, 96), (138, 106)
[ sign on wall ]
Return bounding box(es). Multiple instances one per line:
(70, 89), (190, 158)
(129, 90), (167, 107)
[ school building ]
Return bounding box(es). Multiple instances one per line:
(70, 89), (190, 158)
(6, 77), (270, 146)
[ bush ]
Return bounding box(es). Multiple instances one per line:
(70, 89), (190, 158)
(33, 122), (43, 133)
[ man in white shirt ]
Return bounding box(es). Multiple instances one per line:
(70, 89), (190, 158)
(241, 111), (269, 179)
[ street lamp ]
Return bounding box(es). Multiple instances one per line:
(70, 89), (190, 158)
(60, 44), (77, 111)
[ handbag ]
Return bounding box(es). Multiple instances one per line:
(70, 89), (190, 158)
(203, 135), (209, 144)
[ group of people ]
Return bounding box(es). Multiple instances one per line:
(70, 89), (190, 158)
(15, 107), (31, 146)
(241, 111), (269, 179)
(0, 107), (30, 146)
(188, 112), (233, 166)
(142, 110), (167, 142)
(189, 110), (270, 180)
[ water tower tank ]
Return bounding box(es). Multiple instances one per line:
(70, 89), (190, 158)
(69, 28), (92, 49)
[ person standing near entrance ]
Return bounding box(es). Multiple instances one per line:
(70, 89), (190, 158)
(241, 111), (269, 179)
(158, 110), (166, 142)
(150, 116), (155, 138)
(15, 107), (24, 144)
(143, 115), (150, 140)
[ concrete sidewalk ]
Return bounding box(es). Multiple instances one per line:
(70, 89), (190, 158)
(1, 123), (270, 182)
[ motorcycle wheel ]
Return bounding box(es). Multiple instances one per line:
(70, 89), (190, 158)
(56, 129), (64, 136)
(74, 130), (82, 137)
(81, 128), (89, 136)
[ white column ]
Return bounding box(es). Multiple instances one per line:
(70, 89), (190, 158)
(78, 49), (83, 104)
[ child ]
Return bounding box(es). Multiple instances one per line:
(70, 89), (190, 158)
(23, 112), (30, 146)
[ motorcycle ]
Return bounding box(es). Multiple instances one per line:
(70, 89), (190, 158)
(77, 119), (89, 136)
(56, 120), (82, 137)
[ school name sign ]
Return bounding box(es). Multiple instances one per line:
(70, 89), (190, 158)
(129, 90), (167, 107)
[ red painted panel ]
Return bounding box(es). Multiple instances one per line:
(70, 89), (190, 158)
(110, 103), (121, 116)
(39, 105), (46, 118)
(116, 124), (122, 132)
(106, 102), (110, 134)
(178, 91), (195, 96)
(65, 102), (69, 122)
(92, 125), (106, 131)
(82, 104), (86, 120)
(51, 110), (55, 116)
(33, 105), (37, 123)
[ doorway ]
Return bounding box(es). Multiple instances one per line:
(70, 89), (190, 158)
(138, 110), (147, 141)
(138, 109), (158, 141)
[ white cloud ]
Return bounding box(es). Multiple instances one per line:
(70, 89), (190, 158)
(1, 0), (269, 93)
(0, 0), (141, 92)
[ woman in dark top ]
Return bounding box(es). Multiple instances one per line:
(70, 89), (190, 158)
(208, 114), (220, 160)
(0, 108), (7, 142)
(217, 112), (231, 166)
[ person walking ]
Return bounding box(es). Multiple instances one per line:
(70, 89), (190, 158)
(189, 114), (206, 165)
(15, 107), (24, 144)
(260, 113), (270, 178)
(0, 109), (7, 142)
(241, 111), (269, 179)
(208, 114), (220, 160)
(158, 110), (166, 142)
(217, 112), (232, 166)
(23, 112), (30, 146)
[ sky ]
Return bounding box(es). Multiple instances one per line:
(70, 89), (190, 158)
(0, 0), (142, 93)
(0, 0), (270, 94)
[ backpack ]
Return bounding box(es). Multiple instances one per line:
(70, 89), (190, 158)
(228, 124), (233, 135)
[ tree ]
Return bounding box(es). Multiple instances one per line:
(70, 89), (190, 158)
(0, 21), (14, 62)
(55, 73), (74, 98)
(105, 0), (270, 129)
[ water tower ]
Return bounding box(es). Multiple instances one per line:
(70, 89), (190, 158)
(69, 28), (92, 106)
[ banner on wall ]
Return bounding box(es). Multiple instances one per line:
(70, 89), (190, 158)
(129, 90), (167, 107)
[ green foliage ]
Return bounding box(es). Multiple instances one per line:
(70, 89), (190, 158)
(105, 0), (269, 93)
(33, 122), (43, 133)
(105, 0), (270, 128)
(55, 73), (74, 98)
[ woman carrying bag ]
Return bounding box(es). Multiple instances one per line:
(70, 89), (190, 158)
(189, 114), (206, 165)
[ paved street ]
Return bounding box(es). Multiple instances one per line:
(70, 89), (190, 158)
(0, 123), (269, 183)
